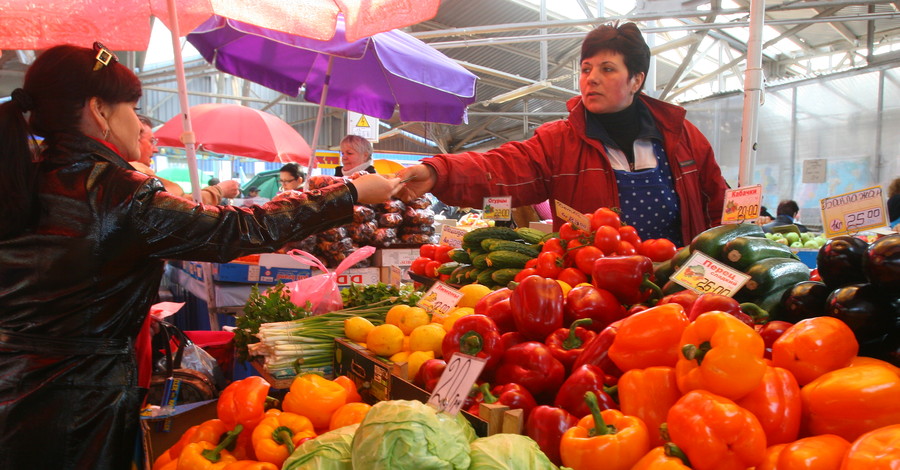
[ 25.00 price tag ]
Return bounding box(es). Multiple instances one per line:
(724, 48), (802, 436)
(820, 186), (886, 238)
(417, 281), (464, 323)
(671, 251), (751, 297)
(427, 353), (487, 416)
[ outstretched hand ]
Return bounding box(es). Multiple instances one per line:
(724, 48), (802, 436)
(395, 164), (437, 202)
(352, 173), (403, 204)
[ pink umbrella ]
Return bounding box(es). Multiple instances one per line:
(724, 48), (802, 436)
(154, 103), (312, 164)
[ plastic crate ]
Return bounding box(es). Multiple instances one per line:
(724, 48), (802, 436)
(185, 330), (235, 381)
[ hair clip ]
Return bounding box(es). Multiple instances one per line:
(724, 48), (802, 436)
(92, 41), (118, 71)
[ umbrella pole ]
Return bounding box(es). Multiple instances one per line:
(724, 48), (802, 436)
(304, 55), (335, 190)
(167, 0), (219, 330)
(738, 0), (765, 187)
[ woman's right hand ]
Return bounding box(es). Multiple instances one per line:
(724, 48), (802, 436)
(396, 164), (437, 201)
(351, 174), (402, 204)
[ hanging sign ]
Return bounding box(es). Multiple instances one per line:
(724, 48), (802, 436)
(721, 185), (763, 224)
(554, 200), (591, 231)
(482, 196), (512, 221)
(671, 251), (751, 297)
(439, 225), (468, 248)
(347, 111), (380, 142)
(820, 186), (887, 238)
(427, 353), (487, 416)
(417, 281), (464, 323)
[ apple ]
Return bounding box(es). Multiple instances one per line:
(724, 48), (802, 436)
(785, 232), (801, 244)
(790, 241), (804, 248)
(803, 240), (820, 249)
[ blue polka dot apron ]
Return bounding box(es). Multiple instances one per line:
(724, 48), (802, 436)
(615, 141), (682, 245)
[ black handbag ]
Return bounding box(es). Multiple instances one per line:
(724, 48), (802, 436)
(146, 320), (218, 406)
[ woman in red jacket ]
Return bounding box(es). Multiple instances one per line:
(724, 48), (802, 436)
(399, 23), (727, 246)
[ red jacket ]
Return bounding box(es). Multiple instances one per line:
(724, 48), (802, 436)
(424, 94), (728, 244)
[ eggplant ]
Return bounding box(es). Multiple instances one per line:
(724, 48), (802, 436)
(863, 233), (900, 291)
(825, 283), (895, 345)
(779, 281), (830, 322)
(817, 236), (869, 289)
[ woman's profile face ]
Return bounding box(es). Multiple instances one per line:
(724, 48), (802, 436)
(579, 51), (644, 114)
(340, 142), (368, 170)
(279, 171), (301, 191)
(106, 101), (143, 162)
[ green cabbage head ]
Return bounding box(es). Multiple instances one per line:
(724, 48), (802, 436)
(282, 423), (358, 470)
(468, 433), (561, 470)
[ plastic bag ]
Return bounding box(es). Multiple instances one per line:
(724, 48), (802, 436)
(283, 246), (376, 315)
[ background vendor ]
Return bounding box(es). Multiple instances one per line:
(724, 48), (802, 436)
(335, 134), (376, 177)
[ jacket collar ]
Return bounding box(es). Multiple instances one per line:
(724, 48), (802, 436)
(566, 93), (687, 141)
(44, 133), (132, 170)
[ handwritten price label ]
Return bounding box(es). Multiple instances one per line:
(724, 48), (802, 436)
(417, 281), (464, 323)
(439, 225), (468, 248)
(721, 185), (763, 224)
(554, 200), (591, 232)
(482, 196), (512, 221)
(427, 353), (487, 416)
(820, 186), (886, 238)
(672, 251), (750, 297)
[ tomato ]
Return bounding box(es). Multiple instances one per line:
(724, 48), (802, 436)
(574, 245), (604, 276)
(541, 237), (567, 255)
(564, 238), (590, 268)
(558, 267), (588, 287)
(593, 225), (621, 254)
(641, 238), (677, 262)
(591, 207), (621, 231)
(618, 225), (642, 249)
(434, 244), (454, 264)
(559, 222), (586, 241)
(616, 240), (637, 256)
(757, 320), (794, 360)
(409, 256), (431, 275)
(535, 251), (565, 279)
(419, 244), (437, 260)
(424, 260), (442, 278)
(525, 258), (538, 269)
(514, 267), (538, 283)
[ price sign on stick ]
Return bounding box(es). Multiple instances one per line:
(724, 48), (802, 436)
(671, 251), (750, 297)
(427, 353), (487, 415)
(417, 281), (464, 323)
(721, 185), (762, 224)
(820, 186), (886, 238)
(554, 200), (591, 232)
(439, 225), (468, 248)
(482, 196), (512, 221)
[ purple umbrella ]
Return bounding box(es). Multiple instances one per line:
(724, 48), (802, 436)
(187, 15), (477, 175)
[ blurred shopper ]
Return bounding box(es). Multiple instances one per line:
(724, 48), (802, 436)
(762, 199), (809, 233)
(335, 134), (376, 177)
(0, 43), (400, 469)
(398, 22), (727, 245)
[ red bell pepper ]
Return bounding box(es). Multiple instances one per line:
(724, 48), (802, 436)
(413, 358), (446, 392)
(572, 320), (624, 385)
(735, 365), (801, 446)
(467, 382), (537, 420)
(658, 290), (699, 313)
(473, 287), (515, 333)
(526, 405), (579, 466)
(545, 318), (597, 372)
(494, 341), (565, 400)
(687, 293), (765, 325)
(756, 320), (794, 360)
(563, 285), (626, 332)
(554, 364), (618, 418)
(500, 331), (526, 350)
(511, 274), (564, 341)
(592, 255), (662, 306)
(441, 314), (504, 371)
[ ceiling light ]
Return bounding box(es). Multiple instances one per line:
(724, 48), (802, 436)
(487, 80), (552, 104)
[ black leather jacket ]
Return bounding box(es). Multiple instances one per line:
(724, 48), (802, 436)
(0, 134), (355, 469)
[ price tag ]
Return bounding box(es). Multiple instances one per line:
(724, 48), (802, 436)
(439, 225), (468, 248)
(427, 353), (487, 416)
(554, 200), (591, 232)
(671, 251), (751, 297)
(721, 185), (763, 224)
(417, 281), (464, 323)
(482, 196), (512, 221)
(820, 186), (887, 238)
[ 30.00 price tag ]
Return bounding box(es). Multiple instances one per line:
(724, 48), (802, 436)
(820, 186), (886, 238)
(427, 353), (487, 416)
(671, 251), (751, 297)
(417, 281), (464, 323)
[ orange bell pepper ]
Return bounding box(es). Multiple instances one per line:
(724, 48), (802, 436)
(841, 424), (900, 470)
(250, 411), (316, 467)
(800, 364), (900, 442)
(334, 375), (362, 403)
(282, 373), (348, 430)
(771, 316), (858, 386)
(847, 355), (900, 375)
(154, 419), (230, 470)
(608, 303), (691, 372)
(756, 434), (850, 470)
(630, 445), (691, 470)
(666, 390), (766, 470)
(559, 392), (650, 470)
(221, 462), (278, 470)
(736, 366), (802, 446)
(675, 311), (766, 400)
(217, 377), (270, 431)
(176, 425), (243, 470)
(617, 366), (682, 447)
(329, 402), (372, 431)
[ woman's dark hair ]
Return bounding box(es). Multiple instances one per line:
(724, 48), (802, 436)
(279, 162), (307, 181)
(0, 44), (142, 238)
(581, 22), (651, 92)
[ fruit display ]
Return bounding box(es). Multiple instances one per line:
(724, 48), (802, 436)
(765, 230), (828, 249)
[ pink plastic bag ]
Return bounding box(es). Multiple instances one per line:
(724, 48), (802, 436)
(282, 246), (376, 315)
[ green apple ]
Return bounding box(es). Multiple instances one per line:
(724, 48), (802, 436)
(800, 233), (813, 242)
(765, 233), (775, 240)
(790, 241), (804, 248)
(775, 238), (790, 245)
(803, 240), (819, 249)
(785, 232), (801, 244)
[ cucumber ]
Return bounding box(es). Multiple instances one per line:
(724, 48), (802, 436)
(485, 240), (540, 257)
(476, 268), (499, 287)
(721, 237), (797, 271)
(448, 265), (476, 285)
(654, 259), (675, 286)
(437, 261), (460, 275)
(662, 279), (687, 295)
(485, 250), (533, 269)
(491, 268), (522, 286)
(463, 227), (519, 250)
(735, 258), (811, 303)
(671, 246), (692, 271)
(689, 223), (765, 261)
(471, 253), (490, 269)
(448, 248), (471, 264)
(515, 227), (547, 244)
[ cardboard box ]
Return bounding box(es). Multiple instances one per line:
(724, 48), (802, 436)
(373, 248), (421, 267)
(380, 266), (410, 286)
(141, 400), (218, 464)
(529, 221), (553, 233)
(183, 261), (312, 284)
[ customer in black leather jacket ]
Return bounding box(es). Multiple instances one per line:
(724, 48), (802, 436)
(0, 44), (400, 470)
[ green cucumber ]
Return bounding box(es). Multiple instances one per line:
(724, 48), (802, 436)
(448, 265), (476, 285)
(476, 268), (499, 287)
(485, 250), (533, 269)
(735, 258), (810, 303)
(721, 237), (797, 271)
(437, 261), (460, 275)
(689, 223), (765, 261)
(471, 253), (490, 269)
(485, 240), (540, 257)
(515, 227), (547, 244)
(671, 246), (692, 271)
(462, 227), (520, 250)
(654, 259), (675, 286)
(491, 268), (522, 286)
(448, 248), (471, 264)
